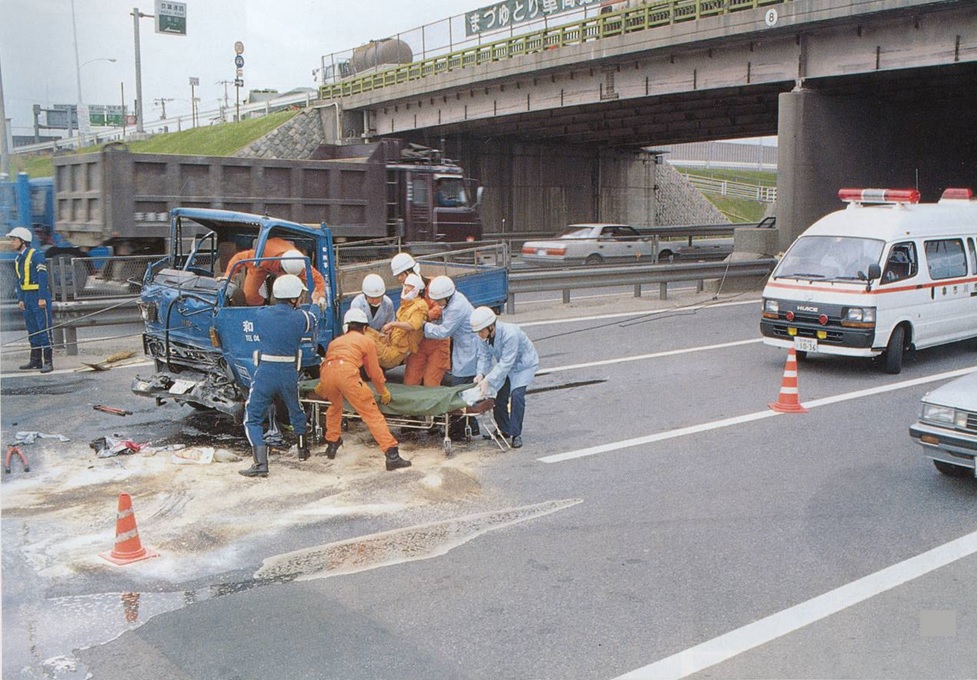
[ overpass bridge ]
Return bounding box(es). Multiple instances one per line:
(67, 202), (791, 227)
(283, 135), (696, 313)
(316, 0), (976, 251)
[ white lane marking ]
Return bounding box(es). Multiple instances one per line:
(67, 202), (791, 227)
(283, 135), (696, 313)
(538, 366), (977, 463)
(519, 298), (760, 327)
(613, 529), (977, 680)
(538, 339), (762, 376)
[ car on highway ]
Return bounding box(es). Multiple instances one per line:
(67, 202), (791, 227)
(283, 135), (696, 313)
(909, 371), (977, 477)
(520, 224), (655, 266)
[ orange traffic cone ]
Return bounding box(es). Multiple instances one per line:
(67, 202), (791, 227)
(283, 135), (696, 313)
(768, 347), (808, 413)
(99, 492), (160, 566)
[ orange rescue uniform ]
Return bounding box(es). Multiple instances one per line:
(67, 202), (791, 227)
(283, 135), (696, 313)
(224, 237), (326, 306)
(315, 331), (398, 452)
(403, 285), (451, 386)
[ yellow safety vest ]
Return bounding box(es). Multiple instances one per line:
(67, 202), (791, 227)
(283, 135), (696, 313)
(15, 248), (40, 291)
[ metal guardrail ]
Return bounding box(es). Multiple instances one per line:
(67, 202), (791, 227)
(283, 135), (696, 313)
(506, 258), (776, 313)
(683, 173), (778, 203)
(319, 0), (788, 100)
(3, 257), (775, 353)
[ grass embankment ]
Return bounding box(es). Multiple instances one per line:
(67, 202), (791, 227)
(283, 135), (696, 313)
(11, 109), (298, 178)
(685, 167), (778, 223)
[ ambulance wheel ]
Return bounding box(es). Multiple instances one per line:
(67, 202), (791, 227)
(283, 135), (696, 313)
(933, 460), (970, 477)
(342, 417), (349, 432)
(883, 326), (905, 374)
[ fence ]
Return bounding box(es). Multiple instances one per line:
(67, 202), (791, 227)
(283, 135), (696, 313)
(683, 173), (778, 203)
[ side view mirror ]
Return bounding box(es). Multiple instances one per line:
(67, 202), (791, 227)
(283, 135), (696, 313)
(861, 263), (882, 281)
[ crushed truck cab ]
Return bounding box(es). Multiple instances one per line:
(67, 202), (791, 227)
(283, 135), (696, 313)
(132, 208), (508, 419)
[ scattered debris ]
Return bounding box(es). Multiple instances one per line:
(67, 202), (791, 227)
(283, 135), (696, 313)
(89, 435), (144, 458)
(74, 350), (140, 373)
(4, 444), (30, 474)
(14, 431), (70, 445)
(93, 405), (133, 417)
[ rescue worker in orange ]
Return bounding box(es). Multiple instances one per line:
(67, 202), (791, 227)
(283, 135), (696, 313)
(366, 273), (429, 369)
(315, 308), (412, 471)
(390, 252), (450, 387)
(223, 238), (327, 307)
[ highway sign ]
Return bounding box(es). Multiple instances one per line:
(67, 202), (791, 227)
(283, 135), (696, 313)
(155, 0), (187, 35)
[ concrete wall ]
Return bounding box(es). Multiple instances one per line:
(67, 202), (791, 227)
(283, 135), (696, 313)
(777, 84), (977, 252)
(235, 110), (326, 159)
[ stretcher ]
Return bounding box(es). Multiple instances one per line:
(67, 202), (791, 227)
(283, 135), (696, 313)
(298, 381), (510, 455)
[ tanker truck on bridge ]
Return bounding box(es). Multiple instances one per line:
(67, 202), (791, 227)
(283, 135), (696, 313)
(51, 138), (483, 257)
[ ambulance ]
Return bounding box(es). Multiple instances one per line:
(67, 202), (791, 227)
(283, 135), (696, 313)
(760, 187), (977, 373)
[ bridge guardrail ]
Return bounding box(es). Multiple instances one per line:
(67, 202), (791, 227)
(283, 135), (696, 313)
(319, 0), (789, 100)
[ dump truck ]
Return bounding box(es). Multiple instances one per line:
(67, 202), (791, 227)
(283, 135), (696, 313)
(52, 139), (483, 255)
(130, 208), (508, 419)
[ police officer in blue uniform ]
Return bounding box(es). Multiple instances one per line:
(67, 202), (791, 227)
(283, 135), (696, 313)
(240, 274), (317, 478)
(7, 227), (54, 373)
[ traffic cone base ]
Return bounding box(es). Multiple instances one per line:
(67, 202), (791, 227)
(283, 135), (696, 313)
(769, 346), (808, 414)
(100, 492), (160, 566)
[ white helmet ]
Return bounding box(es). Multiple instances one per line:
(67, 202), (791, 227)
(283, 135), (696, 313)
(280, 250), (306, 275)
(390, 252), (416, 276)
(470, 306), (497, 332)
(403, 273), (424, 292)
(428, 275), (455, 301)
(362, 273), (386, 298)
(343, 308), (368, 326)
(6, 227), (32, 243)
(272, 274), (306, 300)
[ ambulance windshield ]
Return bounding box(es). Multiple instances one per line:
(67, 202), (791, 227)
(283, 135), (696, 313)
(776, 236), (885, 281)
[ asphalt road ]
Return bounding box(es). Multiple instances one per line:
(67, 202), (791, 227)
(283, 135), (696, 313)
(2, 291), (976, 679)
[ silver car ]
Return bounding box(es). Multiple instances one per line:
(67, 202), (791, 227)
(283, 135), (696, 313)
(520, 224), (655, 266)
(909, 371), (977, 477)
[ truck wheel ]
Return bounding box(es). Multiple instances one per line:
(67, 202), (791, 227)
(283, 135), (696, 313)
(882, 326), (905, 374)
(585, 254), (603, 266)
(658, 250), (674, 263)
(933, 460), (971, 477)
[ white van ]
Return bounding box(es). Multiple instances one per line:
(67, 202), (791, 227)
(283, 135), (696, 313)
(760, 187), (977, 373)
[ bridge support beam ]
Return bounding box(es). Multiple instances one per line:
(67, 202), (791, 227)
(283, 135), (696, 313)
(776, 80), (977, 253)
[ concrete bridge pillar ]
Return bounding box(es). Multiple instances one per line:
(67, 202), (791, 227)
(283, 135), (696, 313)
(776, 82), (977, 254)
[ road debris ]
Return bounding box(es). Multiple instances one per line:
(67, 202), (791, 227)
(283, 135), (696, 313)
(4, 445), (30, 474)
(93, 405), (133, 416)
(14, 432), (70, 445)
(89, 435), (144, 457)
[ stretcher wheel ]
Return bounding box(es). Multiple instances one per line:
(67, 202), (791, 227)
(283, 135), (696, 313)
(443, 438), (452, 457)
(341, 417), (349, 432)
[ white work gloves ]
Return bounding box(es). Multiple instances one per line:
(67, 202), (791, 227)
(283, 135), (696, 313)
(475, 375), (489, 398)
(313, 295), (327, 312)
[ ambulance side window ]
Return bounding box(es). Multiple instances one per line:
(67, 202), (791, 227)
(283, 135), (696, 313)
(923, 239), (967, 280)
(967, 238), (977, 275)
(882, 242), (917, 284)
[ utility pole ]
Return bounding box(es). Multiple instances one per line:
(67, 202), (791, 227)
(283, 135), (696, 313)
(153, 97), (174, 119)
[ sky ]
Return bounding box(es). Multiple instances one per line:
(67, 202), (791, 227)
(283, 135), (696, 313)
(1, 0), (486, 137)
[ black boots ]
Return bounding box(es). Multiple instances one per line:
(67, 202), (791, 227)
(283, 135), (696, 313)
(324, 438), (343, 460)
(19, 349), (41, 370)
(40, 347), (53, 374)
(239, 445), (269, 477)
(385, 446), (411, 471)
(297, 434), (310, 461)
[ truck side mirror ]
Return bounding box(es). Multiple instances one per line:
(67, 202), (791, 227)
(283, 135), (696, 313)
(867, 263), (882, 280)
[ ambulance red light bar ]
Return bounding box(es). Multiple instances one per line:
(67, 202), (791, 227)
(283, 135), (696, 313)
(939, 187), (974, 201)
(838, 188), (920, 204)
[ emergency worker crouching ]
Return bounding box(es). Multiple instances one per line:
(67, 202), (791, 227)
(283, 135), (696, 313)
(240, 274), (317, 478)
(7, 227), (54, 373)
(471, 307), (539, 449)
(315, 308), (411, 471)
(224, 238), (326, 306)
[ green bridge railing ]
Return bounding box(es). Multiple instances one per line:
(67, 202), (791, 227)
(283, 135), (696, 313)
(319, 0), (789, 101)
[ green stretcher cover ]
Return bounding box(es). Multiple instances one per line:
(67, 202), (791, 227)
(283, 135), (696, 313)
(299, 380), (476, 417)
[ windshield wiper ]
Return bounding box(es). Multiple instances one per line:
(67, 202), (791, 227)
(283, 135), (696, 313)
(782, 272), (825, 279)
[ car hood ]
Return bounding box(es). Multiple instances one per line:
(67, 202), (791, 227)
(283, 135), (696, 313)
(922, 371), (977, 410)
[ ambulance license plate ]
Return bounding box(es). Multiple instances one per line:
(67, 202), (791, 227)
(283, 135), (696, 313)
(794, 337), (818, 353)
(169, 379), (196, 395)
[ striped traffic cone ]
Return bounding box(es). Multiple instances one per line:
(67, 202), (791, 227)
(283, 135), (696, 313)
(768, 347), (808, 413)
(99, 492), (160, 566)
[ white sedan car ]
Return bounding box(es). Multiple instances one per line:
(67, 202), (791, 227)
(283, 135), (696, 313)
(910, 371), (977, 477)
(520, 224), (655, 266)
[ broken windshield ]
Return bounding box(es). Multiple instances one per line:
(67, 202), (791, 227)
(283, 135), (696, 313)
(775, 235), (885, 281)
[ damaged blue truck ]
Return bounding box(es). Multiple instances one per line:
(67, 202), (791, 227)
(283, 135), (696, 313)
(131, 208), (509, 420)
